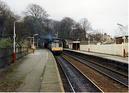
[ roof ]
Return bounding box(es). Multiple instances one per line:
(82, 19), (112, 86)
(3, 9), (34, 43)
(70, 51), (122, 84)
(73, 41), (80, 43)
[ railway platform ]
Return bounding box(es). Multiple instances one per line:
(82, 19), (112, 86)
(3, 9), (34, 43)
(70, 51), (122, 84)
(0, 49), (64, 92)
(64, 49), (128, 64)
(40, 50), (64, 92)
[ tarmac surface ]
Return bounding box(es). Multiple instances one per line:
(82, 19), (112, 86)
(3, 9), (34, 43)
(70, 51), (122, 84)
(0, 49), (64, 92)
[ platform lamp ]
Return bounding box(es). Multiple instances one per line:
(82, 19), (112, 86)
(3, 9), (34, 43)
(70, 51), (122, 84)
(27, 34), (38, 49)
(13, 19), (22, 62)
(117, 23), (126, 44)
(33, 34), (38, 48)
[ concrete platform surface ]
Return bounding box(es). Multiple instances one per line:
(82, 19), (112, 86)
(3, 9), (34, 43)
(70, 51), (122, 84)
(0, 49), (64, 92)
(40, 50), (64, 92)
(64, 49), (128, 64)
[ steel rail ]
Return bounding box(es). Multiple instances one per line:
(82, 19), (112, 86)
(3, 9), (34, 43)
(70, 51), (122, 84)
(63, 50), (128, 75)
(56, 56), (102, 92)
(63, 52), (128, 87)
(61, 55), (104, 93)
(55, 56), (75, 92)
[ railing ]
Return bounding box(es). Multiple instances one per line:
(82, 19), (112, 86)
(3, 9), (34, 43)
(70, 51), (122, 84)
(0, 47), (29, 68)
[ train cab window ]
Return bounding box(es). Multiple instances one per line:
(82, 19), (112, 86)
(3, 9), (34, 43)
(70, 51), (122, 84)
(52, 40), (62, 47)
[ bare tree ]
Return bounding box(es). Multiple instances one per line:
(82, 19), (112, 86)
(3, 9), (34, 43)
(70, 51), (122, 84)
(79, 18), (92, 33)
(25, 4), (49, 19)
(59, 17), (75, 39)
(71, 23), (86, 40)
(24, 4), (49, 37)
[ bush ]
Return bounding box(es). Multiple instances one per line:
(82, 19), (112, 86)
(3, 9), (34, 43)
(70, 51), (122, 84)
(0, 39), (12, 48)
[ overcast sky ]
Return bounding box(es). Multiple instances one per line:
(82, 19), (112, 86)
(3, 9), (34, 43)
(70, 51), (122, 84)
(3, 0), (128, 36)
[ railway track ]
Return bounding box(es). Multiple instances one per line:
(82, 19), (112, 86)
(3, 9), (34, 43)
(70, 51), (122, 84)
(55, 56), (102, 92)
(65, 50), (128, 75)
(63, 51), (128, 87)
(62, 51), (128, 92)
(63, 50), (128, 77)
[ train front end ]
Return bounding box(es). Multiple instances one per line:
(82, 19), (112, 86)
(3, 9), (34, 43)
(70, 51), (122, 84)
(51, 39), (63, 54)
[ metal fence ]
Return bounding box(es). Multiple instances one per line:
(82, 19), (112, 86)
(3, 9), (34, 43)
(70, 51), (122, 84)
(0, 47), (28, 68)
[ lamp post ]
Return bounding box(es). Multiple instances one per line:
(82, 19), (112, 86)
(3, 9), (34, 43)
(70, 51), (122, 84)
(13, 19), (22, 62)
(13, 21), (16, 62)
(117, 23), (127, 57)
(27, 34), (38, 49)
(33, 34), (38, 48)
(86, 33), (90, 45)
(117, 23), (126, 44)
(37, 38), (40, 48)
(88, 35), (90, 45)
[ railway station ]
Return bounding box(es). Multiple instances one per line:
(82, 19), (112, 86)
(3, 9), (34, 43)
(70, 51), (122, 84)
(0, 0), (128, 92)
(0, 36), (128, 92)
